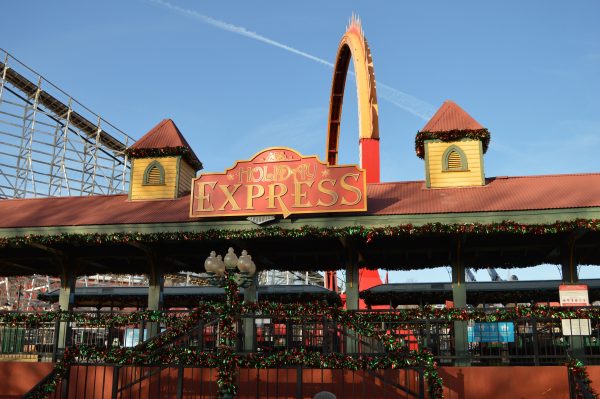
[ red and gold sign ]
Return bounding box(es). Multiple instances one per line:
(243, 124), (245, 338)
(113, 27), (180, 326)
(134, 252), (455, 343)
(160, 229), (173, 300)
(190, 147), (367, 218)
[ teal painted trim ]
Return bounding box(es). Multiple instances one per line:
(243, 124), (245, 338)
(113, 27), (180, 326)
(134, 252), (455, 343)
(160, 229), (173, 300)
(128, 159), (134, 200)
(442, 145), (468, 172)
(424, 142), (431, 188)
(142, 160), (166, 186)
(1, 207), (599, 237)
(478, 140), (485, 185)
(174, 156), (181, 198)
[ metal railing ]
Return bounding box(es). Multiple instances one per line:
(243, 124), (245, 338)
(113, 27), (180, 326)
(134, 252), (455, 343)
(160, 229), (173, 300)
(0, 310), (196, 361)
(4, 308), (600, 366)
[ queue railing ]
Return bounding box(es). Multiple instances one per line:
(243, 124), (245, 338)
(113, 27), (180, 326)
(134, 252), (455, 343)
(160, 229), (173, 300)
(3, 307), (600, 366)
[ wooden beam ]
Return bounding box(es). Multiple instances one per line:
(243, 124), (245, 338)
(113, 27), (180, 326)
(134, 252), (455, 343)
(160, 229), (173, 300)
(126, 242), (153, 257)
(0, 260), (37, 273)
(545, 228), (588, 260)
(29, 243), (65, 257)
(76, 258), (110, 271)
(164, 257), (192, 270)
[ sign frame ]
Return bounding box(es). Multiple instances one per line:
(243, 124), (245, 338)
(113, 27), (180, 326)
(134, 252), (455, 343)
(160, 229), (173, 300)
(559, 284), (589, 307)
(189, 147), (368, 219)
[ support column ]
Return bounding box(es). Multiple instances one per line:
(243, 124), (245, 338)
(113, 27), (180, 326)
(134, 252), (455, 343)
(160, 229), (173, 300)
(57, 261), (76, 353)
(147, 264), (164, 338)
(345, 261), (359, 311)
(561, 239), (585, 360)
(344, 241), (359, 354)
(561, 240), (579, 284)
(243, 275), (258, 352)
(451, 239), (469, 366)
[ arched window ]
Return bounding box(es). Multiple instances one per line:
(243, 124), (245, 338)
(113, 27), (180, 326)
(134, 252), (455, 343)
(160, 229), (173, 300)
(143, 161), (165, 185)
(442, 145), (468, 171)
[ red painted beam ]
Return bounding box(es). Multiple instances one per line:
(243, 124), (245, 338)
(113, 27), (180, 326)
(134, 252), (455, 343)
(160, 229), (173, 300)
(359, 137), (380, 183)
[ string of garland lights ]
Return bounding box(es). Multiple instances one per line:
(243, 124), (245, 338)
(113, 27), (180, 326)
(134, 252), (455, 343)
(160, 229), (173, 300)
(9, 304), (600, 327)
(1, 219), (599, 249)
(124, 146), (203, 170)
(0, 306), (218, 326)
(19, 300), (600, 398)
(567, 358), (599, 399)
(414, 129), (491, 158)
(19, 300), (448, 399)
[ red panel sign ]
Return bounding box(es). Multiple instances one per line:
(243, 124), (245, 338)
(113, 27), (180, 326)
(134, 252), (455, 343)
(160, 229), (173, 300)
(190, 147), (367, 218)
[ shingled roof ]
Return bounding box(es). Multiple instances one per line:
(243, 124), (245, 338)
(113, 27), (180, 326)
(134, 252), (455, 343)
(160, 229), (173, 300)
(0, 173), (599, 228)
(415, 100), (490, 158)
(126, 119), (202, 170)
(421, 100), (484, 132)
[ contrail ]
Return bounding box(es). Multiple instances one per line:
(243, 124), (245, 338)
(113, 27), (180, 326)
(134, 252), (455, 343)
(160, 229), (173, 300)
(149, 0), (435, 120)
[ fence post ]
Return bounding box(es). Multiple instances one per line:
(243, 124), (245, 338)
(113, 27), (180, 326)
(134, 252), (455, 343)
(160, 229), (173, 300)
(322, 316), (329, 353)
(138, 317), (145, 345)
(331, 319), (338, 353)
(419, 368), (425, 399)
(424, 317), (431, 351)
(198, 320), (205, 351)
(60, 368), (69, 399)
(52, 316), (61, 362)
(567, 366), (575, 399)
(296, 366), (303, 399)
(286, 321), (294, 350)
(176, 365), (184, 399)
(111, 366), (120, 399)
(532, 319), (540, 366)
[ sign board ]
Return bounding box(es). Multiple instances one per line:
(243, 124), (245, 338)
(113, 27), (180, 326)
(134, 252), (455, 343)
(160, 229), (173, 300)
(190, 147), (367, 218)
(468, 322), (515, 343)
(559, 284), (589, 307)
(561, 319), (592, 336)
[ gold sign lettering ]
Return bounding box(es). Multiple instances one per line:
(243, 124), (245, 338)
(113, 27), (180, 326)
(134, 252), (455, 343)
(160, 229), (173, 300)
(293, 180), (314, 208)
(317, 179), (338, 207)
(267, 183), (287, 209)
(246, 184), (264, 210)
(340, 173), (362, 206)
(195, 181), (217, 212)
(190, 148), (366, 218)
(218, 184), (242, 211)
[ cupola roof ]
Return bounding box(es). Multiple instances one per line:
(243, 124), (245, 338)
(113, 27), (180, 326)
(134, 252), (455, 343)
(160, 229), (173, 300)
(421, 100), (484, 132)
(126, 119), (202, 171)
(415, 100), (490, 159)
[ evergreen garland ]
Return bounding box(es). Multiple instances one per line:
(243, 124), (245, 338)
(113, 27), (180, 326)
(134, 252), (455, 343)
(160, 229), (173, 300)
(1, 220), (598, 250)
(16, 302), (600, 399)
(415, 129), (490, 159)
(125, 146), (203, 170)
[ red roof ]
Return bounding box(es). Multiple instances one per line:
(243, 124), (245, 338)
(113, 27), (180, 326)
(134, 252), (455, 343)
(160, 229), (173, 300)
(129, 119), (201, 167)
(0, 173), (599, 228)
(421, 100), (484, 132)
(131, 119), (193, 150)
(368, 173), (600, 215)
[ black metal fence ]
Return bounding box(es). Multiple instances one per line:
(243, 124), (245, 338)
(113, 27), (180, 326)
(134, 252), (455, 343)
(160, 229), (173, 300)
(3, 308), (600, 366)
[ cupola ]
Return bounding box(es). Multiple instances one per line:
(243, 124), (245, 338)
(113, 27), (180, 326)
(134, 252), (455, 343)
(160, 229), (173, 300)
(416, 100), (490, 189)
(125, 119), (202, 200)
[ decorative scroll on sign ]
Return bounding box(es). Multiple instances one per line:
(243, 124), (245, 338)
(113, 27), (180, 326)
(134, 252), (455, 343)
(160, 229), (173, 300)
(190, 147), (367, 218)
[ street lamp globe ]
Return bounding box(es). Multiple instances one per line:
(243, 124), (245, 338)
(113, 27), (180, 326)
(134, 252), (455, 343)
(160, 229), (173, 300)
(223, 247), (239, 270)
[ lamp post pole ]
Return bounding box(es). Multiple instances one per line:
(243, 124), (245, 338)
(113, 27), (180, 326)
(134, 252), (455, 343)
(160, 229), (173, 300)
(205, 248), (256, 399)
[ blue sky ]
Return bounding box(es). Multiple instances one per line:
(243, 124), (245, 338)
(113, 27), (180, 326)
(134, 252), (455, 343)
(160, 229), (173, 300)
(1, 1), (599, 283)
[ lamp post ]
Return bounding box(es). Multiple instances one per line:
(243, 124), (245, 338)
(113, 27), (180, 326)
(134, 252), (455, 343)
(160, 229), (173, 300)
(204, 248), (256, 399)
(204, 248), (256, 289)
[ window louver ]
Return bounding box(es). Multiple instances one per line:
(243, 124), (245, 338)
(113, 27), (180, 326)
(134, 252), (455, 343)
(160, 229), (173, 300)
(447, 150), (462, 170)
(146, 166), (162, 185)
